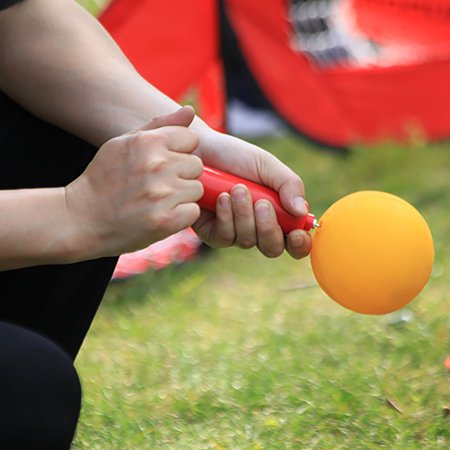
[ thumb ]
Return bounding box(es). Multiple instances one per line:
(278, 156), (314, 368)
(138, 105), (196, 132)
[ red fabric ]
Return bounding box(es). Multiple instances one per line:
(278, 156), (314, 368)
(112, 229), (202, 279)
(354, 0), (450, 17)
(352, 0), (450, 48)
(225, 0), (353, 147)
(321, 60), (450, 142)
(100, 0), (450, 146)
(197, 59), (227, 132)
(324, 0), (450, 142)
(99, 0), (219, 101)
(225, 0), (450, 145)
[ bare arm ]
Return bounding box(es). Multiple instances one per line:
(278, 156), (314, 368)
(0, 188), (77, 270)
(0, 0), (206, 271)
(0, 0), (312, 270)
(0, 0), (184, 145)
(0, 0), (305, 194)
(0, 108), (204, 271)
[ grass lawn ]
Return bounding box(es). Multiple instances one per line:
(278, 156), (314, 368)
(72, 134), (450, 449)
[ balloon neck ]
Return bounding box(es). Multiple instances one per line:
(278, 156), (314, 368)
(304, 213), (318, 231)
(303, 201), (318, 231)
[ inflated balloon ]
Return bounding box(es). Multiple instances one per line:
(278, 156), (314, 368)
(310, 191), (434, 314)
(198, 167), (434, 315)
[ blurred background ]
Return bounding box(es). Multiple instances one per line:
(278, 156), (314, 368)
(74, 1), (449, 448)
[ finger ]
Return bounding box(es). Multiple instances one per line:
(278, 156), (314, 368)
(231, 184), (257, 249)
(256, 153), (307, 217)
(211, 192), (235, 246)
(286, 229), (312, 260)
(278, 177), (308, 217)
(173, 153), (204, 180)
(192, 193), (235, 248)
(138, 106), (196, 132)
(166, 202), (202, 235)
(254, 200), (285, 258)
(153, 126), (200, 154)
(173, 178), (204, 205)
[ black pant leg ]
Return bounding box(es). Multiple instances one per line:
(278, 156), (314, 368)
(0, 257), (118, 360)
(0, 93), (117, 359)
(0, 321), (81, 450)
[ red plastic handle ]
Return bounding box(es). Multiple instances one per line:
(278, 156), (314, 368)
(198, 166), (315, 233)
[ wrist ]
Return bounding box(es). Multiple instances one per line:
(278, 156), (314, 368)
(35, 186), (98, 265)
(62, 183), (105, 263)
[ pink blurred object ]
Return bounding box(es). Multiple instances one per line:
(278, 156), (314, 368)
(112, 228), (202, 280)
(445, 356), (450, 371)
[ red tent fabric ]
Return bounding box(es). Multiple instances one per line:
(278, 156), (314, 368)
(225, 0), (450, 146)
(99, 0), (226, 131)
(353, 0), (450, 47)
(99, 0), (450, 147)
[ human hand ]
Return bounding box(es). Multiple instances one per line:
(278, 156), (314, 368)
(64, 107), (204, 259)
(192, 125), (312, 259)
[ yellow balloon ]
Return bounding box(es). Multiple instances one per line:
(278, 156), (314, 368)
(310, 191), (434, 315)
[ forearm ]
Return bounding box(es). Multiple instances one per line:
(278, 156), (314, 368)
(0, 188), (84, 270)
(0, 0), (269, 175)
(0, 0), (312, 263)
(0, 0), (204, 146)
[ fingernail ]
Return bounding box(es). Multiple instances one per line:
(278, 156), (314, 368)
(232, 185), (247, 204)
(294, 196), (307, 215)
(219, 193), (230, 208)
(255, 201), (270, 219)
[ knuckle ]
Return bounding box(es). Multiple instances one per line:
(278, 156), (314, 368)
(144, 155), (169, 174)
(210, 236), (234, 249)
(132, 130), (166, 148)
(191, 154), (204, 175)
(293, 175), (305, 194)
(109, 135), (126, 147)
(293, 173), (303, 185)
(237, 238), (256, 250)
(145, 183), (174, 202)
(153, 127), (181, 143)
(185, 129), (200, 147)
(129, 131), (148, 147)
(219, 230), (235, 247)
(189, 203), (202, 222)
(149, 210), (173, 231)
(193, 180), (204, 201)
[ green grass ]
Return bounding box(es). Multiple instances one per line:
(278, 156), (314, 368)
(72, 135), (450, 449)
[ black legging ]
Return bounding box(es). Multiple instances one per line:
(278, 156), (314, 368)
(0, 93), (118, 448)
(0, 321), (81, 449)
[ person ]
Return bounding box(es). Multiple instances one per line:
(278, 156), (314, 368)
(0, 0), (312, 447)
